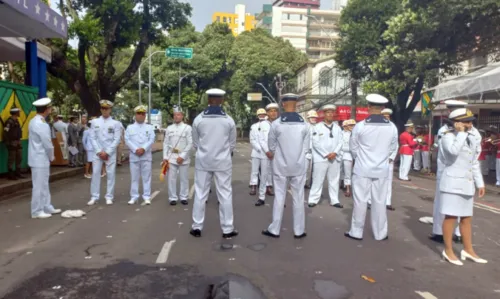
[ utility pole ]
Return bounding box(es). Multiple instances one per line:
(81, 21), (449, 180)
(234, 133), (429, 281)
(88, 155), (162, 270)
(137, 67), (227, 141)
(275, 73), (286, 111)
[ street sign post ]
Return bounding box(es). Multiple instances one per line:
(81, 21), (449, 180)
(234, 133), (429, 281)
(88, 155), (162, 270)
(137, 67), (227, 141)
(166, 47), (193, 59)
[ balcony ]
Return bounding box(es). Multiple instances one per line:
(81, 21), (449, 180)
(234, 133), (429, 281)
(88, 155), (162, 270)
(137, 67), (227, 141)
(308, 31), (339, 40)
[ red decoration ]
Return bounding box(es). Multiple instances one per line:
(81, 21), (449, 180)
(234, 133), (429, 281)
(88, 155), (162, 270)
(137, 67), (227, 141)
(316, 106), (369, 122)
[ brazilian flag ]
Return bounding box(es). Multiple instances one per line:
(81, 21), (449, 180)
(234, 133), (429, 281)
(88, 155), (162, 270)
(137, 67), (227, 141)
(421, 91), (434, 116)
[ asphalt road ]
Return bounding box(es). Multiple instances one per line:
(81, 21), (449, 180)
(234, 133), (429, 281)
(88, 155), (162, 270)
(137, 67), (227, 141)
(1, 141), (500, 299)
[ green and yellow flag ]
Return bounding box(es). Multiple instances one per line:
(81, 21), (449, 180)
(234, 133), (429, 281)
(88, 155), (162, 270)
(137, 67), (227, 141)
(421, 91), (434, 116)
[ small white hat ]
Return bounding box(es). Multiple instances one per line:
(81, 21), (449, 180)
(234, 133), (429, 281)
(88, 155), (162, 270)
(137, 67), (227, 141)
(404, 121), (414, 127)
(343, 119), (356, 126)
(445, 99), (467, 108)
(173, 106), (183, 113)
(381, 108), (393, 115)
(281, 93), (299, 102)
(256, 108), (267, 116)
(366, 94), (389, 104)
(449, 108), (475, 121)
(307, 110), (318, 118)
(266, 103), (279, 110)
(206, 88), (226, 97)
(10, 108), (20, 113)
(99, 100), (114, 108)
(134, 105), (147, 113)
(33, 97), (52, 107)
(322, 104), (336, 111)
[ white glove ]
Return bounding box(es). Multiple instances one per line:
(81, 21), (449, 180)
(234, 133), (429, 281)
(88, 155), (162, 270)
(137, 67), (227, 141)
(306, 153), (312, 160)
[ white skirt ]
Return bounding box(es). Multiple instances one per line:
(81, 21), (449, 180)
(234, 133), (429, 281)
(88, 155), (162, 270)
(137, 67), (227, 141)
(439, 192), (474, 217)
(86, 150), (94, 163)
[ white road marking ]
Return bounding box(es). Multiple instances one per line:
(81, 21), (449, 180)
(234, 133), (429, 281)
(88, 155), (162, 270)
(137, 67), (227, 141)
(474, 204), (500, 215)
(189, 184), (195, 200)
(156, 239), (176, 264)
(151, 190), (160, 200)
(240, 154), (245, 157)
(415, 291), (438, 299)
(248, 159), (252, 163)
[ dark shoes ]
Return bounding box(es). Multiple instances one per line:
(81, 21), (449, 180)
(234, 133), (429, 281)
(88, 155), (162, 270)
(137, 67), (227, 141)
(344, 232), (362, 241)
(428, 234), (444, 243)
(190, 229), (201, 237)
(308, 203), (317, 208)
(223, 230), (239, 239)
(386, 205), (396, 211)
(262, 230), (280, 238)
(255, 199), (265, 206)
(266, 187), (275, 196)
(170, 201), (177, 206)
(181, 200), (188, 205)
(249, 185), (257, 195)
(294, 233), (307, 239)
(331, 203), (343, 209)
(453, 235), (462, 244)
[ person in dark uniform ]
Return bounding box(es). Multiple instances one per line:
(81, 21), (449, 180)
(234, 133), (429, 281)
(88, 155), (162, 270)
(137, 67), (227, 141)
(3, 108), (25, 180)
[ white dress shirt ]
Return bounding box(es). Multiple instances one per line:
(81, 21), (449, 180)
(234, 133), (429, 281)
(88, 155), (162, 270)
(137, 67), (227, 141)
(125, 122), (156, 162)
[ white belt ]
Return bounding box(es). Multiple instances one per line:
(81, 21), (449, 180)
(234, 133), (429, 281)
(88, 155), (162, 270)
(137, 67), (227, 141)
(401, 144), (409, 147)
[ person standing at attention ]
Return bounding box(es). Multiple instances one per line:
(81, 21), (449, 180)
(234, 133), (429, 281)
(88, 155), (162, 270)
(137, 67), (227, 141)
(249, 108), (271, 206)
(398, 121), (417, 181)
(264, 103), (280, 197)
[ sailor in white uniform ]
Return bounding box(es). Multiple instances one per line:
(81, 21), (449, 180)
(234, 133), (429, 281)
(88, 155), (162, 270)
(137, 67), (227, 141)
(265, 103), (280, 196)
(429, 100), (470, 243)
(340, 119), (356, 198)
(249, 108), (272, 206)
(125, 105), (155, 205)
(345, 94), (398, 241)
(307, 104), (343, 208)
(163, 107), (193, 205)
(29, 97), (61, 219)
(190, 88), (238, 239)
(439, 108), (487, 266)
(305, 110), (318, 189)
(87, 100), (122, 206)
(262, 93), (310, 239)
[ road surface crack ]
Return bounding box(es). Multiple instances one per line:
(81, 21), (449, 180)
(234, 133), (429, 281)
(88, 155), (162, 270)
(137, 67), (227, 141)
(84, 243), (106, 257)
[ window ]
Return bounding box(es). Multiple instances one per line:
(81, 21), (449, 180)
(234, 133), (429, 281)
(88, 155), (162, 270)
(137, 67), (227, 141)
(319, 67), (333, 95)
(289, 14), (301, 21)
(216, 16), (220, 22)
(228, 17), (232, 23)
(223, 17), (227, 23)
(282, 26), (305, 33)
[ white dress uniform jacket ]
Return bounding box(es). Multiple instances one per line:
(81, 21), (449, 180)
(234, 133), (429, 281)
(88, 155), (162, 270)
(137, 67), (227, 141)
(439, 131), (484, 217)
(163, 122), (193, 203)
(267, 112), (310, 236)
(191, 106), (236, 234)
(305, 123), (315, 186)
(89, 116), (122, 203)
(28, 115), (56, 216)
(82, 129), (94, 163)
(249, 120), (271, 200)
(308, 122), (343, 206)
(125, 122), (155, 203)
(341, 130), (353, 186)
(347, 114), (398, 240)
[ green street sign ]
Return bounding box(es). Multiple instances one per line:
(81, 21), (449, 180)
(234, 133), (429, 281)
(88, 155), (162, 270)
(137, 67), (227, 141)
(166, 47), (193, 59)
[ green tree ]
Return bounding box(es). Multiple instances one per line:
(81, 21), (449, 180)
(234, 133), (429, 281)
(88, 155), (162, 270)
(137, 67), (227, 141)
(44, 0), (192, 116)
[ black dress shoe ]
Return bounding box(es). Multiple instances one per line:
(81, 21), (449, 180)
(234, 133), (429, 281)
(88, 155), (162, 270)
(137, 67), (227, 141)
(170, 201), (177, 206)
(223, 230), (239, 239)
(294, 233), (307, 239)
(308, 203), (317, 208)
(381, 235), (389, 241)
(190, 229), (201, 237)
(181, 200), (188, 205)
(262, 230), (280, 238)
(453, 235), (462, 244)
(255, 199), (265, 206)
(304, 185), (311, 189)
(428, 234), (444, 243)
(367, 204), (371, 210)
(332, 203), (344, 209)
(386, 205), (396, 211)
(344, 232), (362, 241)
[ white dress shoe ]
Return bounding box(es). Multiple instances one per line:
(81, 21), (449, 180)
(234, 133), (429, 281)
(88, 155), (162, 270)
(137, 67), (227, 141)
(106, 200), (113, 205)
(87, 199), (97, 206)
(143, 199), (151, 205)
(442, 250), (463, 266)
(50, 209), (62, 214)
(461, 250), (488, 264)
(128, 199), (136, 205)
(32, 212), (52, 219)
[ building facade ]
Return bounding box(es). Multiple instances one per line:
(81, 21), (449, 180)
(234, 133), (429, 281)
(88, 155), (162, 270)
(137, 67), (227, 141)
(212, 4), (256, 36)
(273, 0), (320, 9)
(331, 0), (348, 11)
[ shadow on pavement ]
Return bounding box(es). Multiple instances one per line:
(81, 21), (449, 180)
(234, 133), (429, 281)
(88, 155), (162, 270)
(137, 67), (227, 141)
(401, 205), (441, 255)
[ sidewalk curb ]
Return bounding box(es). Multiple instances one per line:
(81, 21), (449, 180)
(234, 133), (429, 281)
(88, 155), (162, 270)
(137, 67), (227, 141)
(409, 172), (499, 194)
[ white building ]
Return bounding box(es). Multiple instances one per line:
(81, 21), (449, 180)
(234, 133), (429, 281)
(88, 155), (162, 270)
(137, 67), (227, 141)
(331, 0), (348, 11)
(146, 109), (163, 130)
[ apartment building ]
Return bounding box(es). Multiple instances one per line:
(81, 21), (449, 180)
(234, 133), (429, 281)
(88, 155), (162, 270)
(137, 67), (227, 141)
(212, 4), (256, 36)
(273, 0), (320, 9)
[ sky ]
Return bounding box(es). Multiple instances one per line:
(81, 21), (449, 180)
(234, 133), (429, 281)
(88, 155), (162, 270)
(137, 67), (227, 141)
(181, 0), (333, 32)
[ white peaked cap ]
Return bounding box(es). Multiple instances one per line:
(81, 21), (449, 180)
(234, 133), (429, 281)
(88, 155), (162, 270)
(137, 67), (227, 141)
(444, 99), (467, 108)
(381, 108), (393, 115)
(206, 88), (226, 96)
(266, 103), (279, 110)
(33, 97), (52, 107)
(366, 94), (389, 104)
(322, 104), (337, 111)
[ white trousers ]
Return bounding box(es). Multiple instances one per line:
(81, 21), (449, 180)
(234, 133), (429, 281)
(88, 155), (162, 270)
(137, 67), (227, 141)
(267, 174), (306, 236)
(399, 154), (412, 180)
(432, 169), (461, 236)
(130, 160), (152, 202)
(370, 162), (394, 206)
(342, 160), (353, 185)
(479, 160), (489, 176)
(413, 150), (421, 170)
(31, 167), (55, 216)
(90, 154), (117, 201)
(496, 158), (500, 183)
(421, 151), (430, 170)
(168, 163), (190, 202)
(305, 159), (313, 186)
(308, 161), (341, 205)
(267, 163), (273, 186)
(192, 170), (234, 234)
(249, 158), (260, 186)
(348, 174), (388, 240)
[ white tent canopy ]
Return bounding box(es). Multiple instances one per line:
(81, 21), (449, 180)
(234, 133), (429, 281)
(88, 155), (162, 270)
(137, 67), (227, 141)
(432, 62), (500, 102)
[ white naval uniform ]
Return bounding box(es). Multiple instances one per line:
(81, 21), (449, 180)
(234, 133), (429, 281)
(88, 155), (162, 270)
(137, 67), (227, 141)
(439, 131), (484, 216)
(341, 130), (353, 186)
(28, 115), (56, 217)
(305, 123), (315, 186)
(82, 129), (94, 162)
(267, 112), (310, 236)
(89, 116), (122, 202)
(266, 119), (274, 187)
(191, 106), (236, 234)
(163, 122), (193, 202)
(125, 122), (155, 203)
(308, 122), (343, 205)
(347, 115), (398, 240)
(249, 120), (271, 200)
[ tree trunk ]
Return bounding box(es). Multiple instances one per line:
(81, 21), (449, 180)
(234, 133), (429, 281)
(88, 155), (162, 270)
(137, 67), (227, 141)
(394, 75), (425, 133)
(350, 79), (358, 119)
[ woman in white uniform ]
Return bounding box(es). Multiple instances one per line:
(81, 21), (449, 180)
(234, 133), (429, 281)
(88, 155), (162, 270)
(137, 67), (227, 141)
(440, 108), (487, 266)
(341, 119), (356, 197)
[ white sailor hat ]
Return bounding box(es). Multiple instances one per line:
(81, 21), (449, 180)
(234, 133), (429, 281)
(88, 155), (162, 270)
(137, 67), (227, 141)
(256, 108), (267, 116)
(57, 115), (64, 118)
(10, 108), (20, 113)
(266, 103), (279, 110)
(281, 93), (299, 102)
(322, 104), (337, 111)
(307, 110), (318, 118)
(444, 100), (467, 108)
(449, 108), (475, 122)
(343, 119), (356, 126)
(381, 108), (393, 115)
(33, 97), (52, 107)
(206, 88), (226, 97)
(99, 100), (114, 108)
(173, 106), (183, 113)
(366, 94), (389, 105)
(134, 105), (147, 113)
(404, 121), (414, 127)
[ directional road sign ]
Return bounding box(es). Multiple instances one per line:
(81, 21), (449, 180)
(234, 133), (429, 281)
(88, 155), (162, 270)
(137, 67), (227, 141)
(166, 47), (193, 59)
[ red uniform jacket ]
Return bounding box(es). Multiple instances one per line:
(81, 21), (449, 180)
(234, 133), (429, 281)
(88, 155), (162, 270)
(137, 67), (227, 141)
(421, 135), (433, 152)
(399, 131), (418, 155)
(479, 139), (489, 161)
